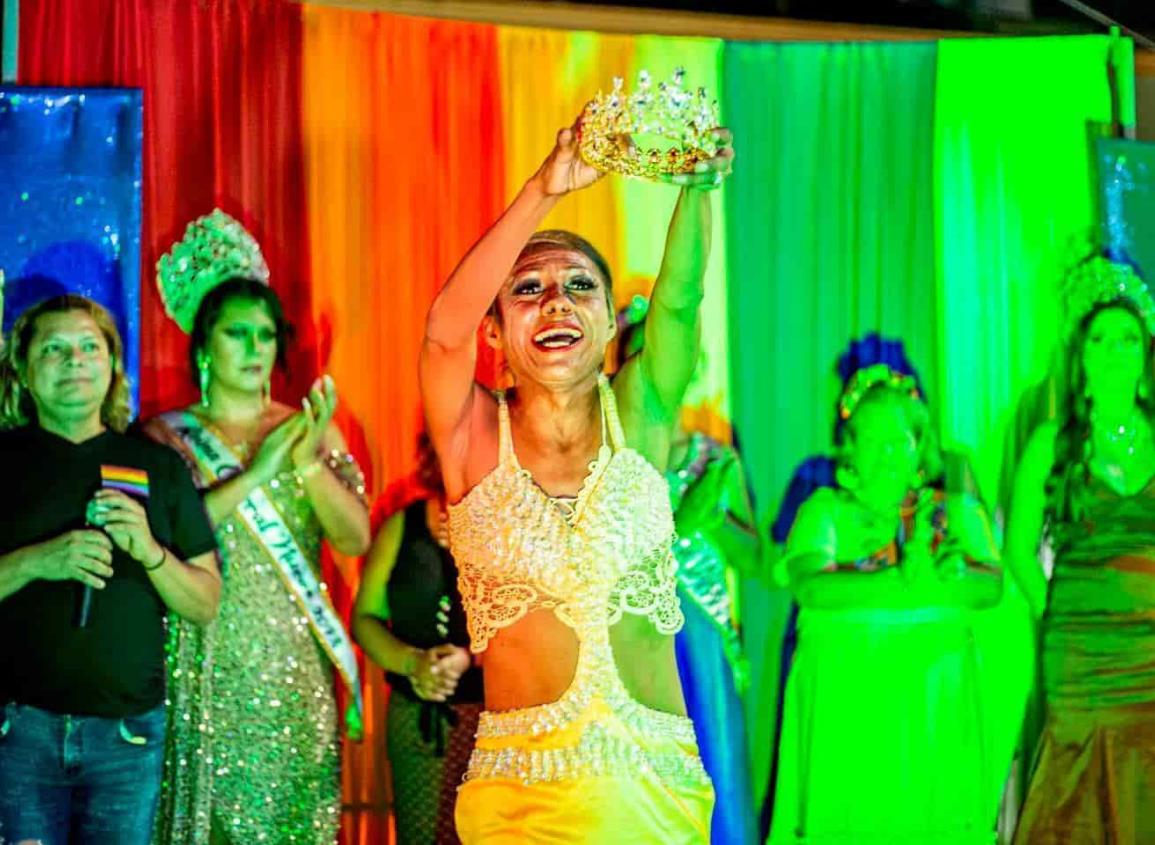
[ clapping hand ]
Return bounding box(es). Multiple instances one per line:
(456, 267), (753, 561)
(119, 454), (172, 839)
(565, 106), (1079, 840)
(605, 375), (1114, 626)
(901, 488), (939, 584)
(291, 375), (339, 470)
(249, 413), (308, 485)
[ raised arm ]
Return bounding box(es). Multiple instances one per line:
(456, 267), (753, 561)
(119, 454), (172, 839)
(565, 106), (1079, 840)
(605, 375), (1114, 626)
(420, 127), (599, 497)
(1004, 422), (1057, 621)
(618, 131), (734, 432)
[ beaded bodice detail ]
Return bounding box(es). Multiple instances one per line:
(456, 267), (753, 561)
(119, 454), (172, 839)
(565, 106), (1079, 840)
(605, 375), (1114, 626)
(449, 377), (707, 789)
(448, 374), (684, 656)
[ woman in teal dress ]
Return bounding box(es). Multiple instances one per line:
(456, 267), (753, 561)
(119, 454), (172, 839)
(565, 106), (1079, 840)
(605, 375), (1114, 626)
(1008, 257), (1155, 842)
(770, 365), (1002, 845)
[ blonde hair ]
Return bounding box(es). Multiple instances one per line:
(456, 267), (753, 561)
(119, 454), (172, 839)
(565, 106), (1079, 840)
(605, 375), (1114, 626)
(0, 295), (132, 432)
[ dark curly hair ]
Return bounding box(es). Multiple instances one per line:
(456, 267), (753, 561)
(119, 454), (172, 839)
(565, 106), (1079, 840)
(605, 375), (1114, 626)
(187, 278), (294, 385)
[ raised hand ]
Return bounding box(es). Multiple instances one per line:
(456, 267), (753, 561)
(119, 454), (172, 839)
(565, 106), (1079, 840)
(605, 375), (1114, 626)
(535, 124), (603, 197)
(249, 412), (308, 485)
(88, 490), (162, 568)
(25, 529), (114, 590)
(901, 488), (939, 584)
(291, 375), (339, 471)
(662, 128), (734, 190)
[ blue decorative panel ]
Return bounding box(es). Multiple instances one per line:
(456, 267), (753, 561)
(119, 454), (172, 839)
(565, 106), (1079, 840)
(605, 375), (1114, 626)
(0, 87), (143, 411)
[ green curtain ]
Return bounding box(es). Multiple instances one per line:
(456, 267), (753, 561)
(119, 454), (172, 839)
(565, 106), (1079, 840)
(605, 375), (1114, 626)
(933, 34), (1126, 820)
(722, 34), (1131, 818)
(722, 39), (939, 805)
(933, 35), (1122, 508)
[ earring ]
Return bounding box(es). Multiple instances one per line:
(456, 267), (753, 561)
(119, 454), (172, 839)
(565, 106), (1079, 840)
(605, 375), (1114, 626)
(198, 354), (211, 409)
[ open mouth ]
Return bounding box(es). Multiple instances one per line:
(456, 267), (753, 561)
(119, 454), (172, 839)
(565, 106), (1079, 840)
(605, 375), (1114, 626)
(532, 325), (584, 351)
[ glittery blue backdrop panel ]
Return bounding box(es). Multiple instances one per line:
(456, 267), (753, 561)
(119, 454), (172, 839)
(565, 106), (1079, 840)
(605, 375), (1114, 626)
(1098, 138), (1155, 276)
(0, 87), (143, 411)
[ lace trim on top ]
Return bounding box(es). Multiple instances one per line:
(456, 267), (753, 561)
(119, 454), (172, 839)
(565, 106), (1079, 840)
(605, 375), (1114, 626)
(447, 375), (683, 653)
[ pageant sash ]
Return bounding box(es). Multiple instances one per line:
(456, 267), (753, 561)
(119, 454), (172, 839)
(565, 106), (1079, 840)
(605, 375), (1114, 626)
(159, 411), (363, 740)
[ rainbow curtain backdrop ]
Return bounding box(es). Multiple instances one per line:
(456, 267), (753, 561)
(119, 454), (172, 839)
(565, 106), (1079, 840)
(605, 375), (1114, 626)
(298, 14), (1126, 824)
(16, 2), (1135, 838)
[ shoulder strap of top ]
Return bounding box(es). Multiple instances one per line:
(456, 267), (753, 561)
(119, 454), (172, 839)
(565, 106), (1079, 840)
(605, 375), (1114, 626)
(496, 390), (519, 467)
(597, 374), (626, 452)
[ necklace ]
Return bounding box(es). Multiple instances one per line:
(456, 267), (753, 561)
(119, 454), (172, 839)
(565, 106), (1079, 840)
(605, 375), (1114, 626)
(1092, 409), (1141, 456)
(193, 408), (262, 460)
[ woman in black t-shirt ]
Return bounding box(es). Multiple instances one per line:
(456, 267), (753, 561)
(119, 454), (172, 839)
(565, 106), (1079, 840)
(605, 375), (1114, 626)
(353, 434), (482, 845)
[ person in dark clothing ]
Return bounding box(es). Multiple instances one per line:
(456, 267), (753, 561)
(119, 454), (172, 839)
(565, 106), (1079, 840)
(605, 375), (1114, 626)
(0, 295), (220, 845)
(353, 434), (482, 845)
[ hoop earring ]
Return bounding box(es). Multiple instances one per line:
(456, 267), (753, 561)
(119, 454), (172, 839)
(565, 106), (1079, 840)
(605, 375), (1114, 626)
(198, 354), (211, 409)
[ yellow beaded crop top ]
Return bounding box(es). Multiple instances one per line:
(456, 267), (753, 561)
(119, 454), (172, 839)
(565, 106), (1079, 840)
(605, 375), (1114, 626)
(447, 374), (684, 653)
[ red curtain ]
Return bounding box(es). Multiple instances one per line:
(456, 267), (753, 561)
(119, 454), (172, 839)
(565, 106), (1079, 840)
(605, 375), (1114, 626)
(19, 0), (315, 415)
(19, 2), (377, 841)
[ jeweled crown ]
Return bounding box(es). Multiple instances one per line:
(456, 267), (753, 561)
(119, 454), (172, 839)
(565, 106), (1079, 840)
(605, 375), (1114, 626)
(1062, 255), (1155, 336)
(838, 363), (922, 421)
(578, 69), (720, 181)
(156, 209), (270, 333)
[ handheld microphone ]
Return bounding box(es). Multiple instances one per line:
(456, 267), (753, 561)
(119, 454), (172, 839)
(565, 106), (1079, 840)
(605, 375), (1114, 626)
(76, 487), (101, 629)
(75, 580), (94, 627)
(76, 465), (152, 628)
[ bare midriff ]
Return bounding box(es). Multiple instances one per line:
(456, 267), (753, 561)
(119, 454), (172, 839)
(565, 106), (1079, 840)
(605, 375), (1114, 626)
(480, 609), (686, 716)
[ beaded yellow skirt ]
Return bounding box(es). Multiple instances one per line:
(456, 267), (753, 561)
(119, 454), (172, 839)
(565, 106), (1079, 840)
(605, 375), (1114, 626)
(455, 694), (714, 844)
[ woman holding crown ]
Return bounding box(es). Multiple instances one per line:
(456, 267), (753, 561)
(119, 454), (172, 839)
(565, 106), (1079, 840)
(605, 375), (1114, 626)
(1010, 255), (1155, 842)
(769, 364), (1002, 845)
(420, 77), (732, 842)
(145, 210), (370, 844)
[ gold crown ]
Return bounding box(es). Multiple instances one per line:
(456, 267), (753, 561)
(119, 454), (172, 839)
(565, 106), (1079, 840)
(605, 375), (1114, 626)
(156, 209), (270, 333)
(1062, 255), (1155, 336)
(578, 69), (720, 181)
(838, 364), (921, 421)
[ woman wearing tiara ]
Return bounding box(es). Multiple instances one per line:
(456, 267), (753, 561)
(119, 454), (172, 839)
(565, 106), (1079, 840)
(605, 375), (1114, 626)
(769, 364), (1002, 845)
(1009, 256), (1155, 842)
(421, 109), (731, 841)
(146, 211), (370, 844)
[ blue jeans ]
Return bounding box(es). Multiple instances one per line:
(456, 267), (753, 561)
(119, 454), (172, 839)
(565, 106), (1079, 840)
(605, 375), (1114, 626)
(0, 701), (166, 845)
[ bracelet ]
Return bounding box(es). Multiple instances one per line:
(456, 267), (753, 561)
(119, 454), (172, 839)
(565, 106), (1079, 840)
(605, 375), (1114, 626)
(143, 546), (168, 572)
(294, 460), (323, 484)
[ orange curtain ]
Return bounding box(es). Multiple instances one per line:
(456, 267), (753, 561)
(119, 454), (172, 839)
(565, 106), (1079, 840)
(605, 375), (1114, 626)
(301, 7), (506, 842)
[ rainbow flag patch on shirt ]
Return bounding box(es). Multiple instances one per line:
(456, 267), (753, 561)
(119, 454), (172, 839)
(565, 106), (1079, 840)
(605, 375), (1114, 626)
(100, 465), (150, 498)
